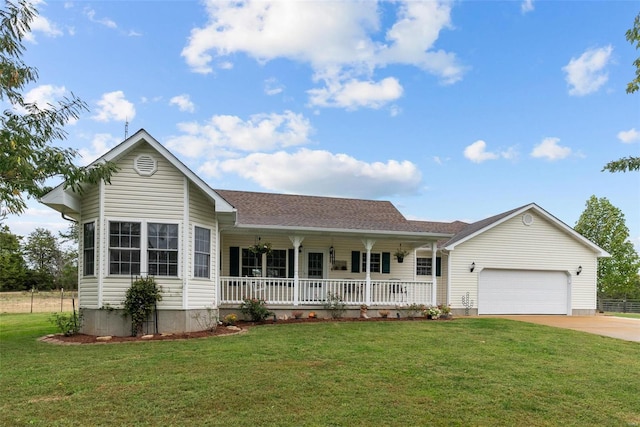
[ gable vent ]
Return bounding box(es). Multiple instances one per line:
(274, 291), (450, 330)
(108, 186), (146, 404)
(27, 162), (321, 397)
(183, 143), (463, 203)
(134, 154), (157, 176)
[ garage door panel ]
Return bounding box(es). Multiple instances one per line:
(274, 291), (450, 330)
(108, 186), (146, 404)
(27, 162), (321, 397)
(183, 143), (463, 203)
(479, 269), (568, 315)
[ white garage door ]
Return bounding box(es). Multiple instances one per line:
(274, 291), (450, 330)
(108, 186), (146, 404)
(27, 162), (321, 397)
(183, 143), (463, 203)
(478, 269), (569, 315)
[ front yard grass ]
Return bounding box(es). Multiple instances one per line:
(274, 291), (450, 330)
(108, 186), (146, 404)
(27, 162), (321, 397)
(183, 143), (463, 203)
(1, 313), (639, 426)
(607, 312), (640, 319)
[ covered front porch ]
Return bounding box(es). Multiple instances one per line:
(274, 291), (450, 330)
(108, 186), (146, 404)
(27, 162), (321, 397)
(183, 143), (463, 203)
(219, 277), (435, 307)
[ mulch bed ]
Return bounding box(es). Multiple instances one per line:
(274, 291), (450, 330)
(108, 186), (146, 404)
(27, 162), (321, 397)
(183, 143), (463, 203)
(41, 316), (450, 345)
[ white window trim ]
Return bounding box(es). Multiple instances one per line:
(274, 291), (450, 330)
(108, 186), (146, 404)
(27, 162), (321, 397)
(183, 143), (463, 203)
(82, 219), (97, 277)
(105, 217), (182, 278)
(362, 251), (382, 274)
(192, 223), (212, 280)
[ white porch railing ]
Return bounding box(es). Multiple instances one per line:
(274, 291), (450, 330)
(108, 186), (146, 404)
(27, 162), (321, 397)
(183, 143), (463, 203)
(219, 277), (433, 306)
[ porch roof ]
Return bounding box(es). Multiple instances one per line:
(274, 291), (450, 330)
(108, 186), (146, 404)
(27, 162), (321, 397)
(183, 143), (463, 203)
(214, 189), (454, 238)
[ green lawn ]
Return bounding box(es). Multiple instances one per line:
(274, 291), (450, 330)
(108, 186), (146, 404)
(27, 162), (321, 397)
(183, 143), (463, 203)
(608, 312), (640, 319)
(1, 313), (639, 426)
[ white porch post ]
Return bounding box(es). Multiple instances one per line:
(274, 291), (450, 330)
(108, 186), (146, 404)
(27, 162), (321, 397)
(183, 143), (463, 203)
(289, 236), (304, 306)
(431, 241), (438, 306)
(362, 239), (375, 305)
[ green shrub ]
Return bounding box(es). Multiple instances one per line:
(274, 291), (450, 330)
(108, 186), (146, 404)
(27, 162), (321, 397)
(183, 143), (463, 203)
(324, 292), (346, 319)
(240, 298), (272, 322)
(223, 313), (238, 326)
(123, 277), (162, 336)
(50, 310), (83, 336)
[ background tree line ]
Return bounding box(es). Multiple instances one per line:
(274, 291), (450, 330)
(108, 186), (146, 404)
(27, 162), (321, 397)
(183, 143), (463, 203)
(0, 223), (78, 291)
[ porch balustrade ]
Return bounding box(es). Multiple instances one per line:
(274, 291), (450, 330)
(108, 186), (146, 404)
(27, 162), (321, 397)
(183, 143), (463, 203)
(219, 277), (433, 307)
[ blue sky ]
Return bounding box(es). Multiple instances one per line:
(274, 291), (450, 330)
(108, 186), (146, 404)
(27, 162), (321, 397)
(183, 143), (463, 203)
(5, 0), (640, 251)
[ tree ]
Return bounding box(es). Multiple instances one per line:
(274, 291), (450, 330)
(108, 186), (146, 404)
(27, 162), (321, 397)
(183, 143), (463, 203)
(22, 227), (62, 290)
(602, 12), (640, 173)
(0, 0), (118, 219)
(0, 225), (27, 290)
(574, 196), (640, 298)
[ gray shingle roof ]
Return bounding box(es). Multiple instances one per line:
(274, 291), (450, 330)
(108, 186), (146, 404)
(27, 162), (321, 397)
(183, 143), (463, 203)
(214, 189), (444, 233)
(443, 204), (530, 247)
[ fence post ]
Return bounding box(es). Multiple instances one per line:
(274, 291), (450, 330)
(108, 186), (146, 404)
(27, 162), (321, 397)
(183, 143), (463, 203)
(30, 286), (34, 313)
(61, 288), (64, 312)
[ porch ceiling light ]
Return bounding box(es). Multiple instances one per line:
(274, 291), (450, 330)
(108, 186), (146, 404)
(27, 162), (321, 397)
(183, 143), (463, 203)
(329, 246), (335, 264)
(470, 262), (475, 273)
(577, 265), (582, 275)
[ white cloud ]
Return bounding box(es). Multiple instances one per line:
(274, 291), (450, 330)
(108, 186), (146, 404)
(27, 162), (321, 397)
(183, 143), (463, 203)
(24, 15), (63, 43)
(530, 137), (572, 161)
(617, 128), (640, 144)
(562, 45), (613, 96)
(464, 140), (498, 163)
(182, 1), (464, 109)
(308, 77), (403, 110)
(92, 91), (136, 122)
(521, 0), (534, 14)
(213, 149), (422, 199)
(15, 84), (81, 125)
(166, 110), (313, 156)
(78, 133), (121, 165)
(169, 94), (195, 113)
(85, 8), (117, 29)
(264, 78), (284, 96)
(22, 84), (67, 109)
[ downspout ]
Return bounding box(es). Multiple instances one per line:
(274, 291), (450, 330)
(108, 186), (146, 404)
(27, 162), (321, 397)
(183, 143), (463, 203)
(431, 241), (437, 306)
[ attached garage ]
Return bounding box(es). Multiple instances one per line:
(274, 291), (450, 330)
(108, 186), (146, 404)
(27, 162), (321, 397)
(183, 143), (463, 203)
(478, 269), (569, 315)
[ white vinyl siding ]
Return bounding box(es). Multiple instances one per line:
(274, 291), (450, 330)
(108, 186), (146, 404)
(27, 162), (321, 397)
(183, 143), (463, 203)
(186, 183), (217, 309)
(103, 144), (184, 221)
(98, 144), (186, 309)
(79, 186), (100, 307)
(449, 210), (598, 313)
(220, 236), (424, 282)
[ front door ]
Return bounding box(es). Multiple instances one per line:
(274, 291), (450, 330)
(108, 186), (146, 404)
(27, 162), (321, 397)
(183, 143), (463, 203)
(304, 252), (324, 301)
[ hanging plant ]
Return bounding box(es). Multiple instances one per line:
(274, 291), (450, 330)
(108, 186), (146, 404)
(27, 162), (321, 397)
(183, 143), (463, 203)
(394, 245), (410, 262)
(249, 241), (272, 255)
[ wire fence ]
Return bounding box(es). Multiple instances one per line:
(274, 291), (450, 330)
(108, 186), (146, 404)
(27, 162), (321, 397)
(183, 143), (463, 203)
(598, 299), (640, 314)
(0, 290), (79, 314)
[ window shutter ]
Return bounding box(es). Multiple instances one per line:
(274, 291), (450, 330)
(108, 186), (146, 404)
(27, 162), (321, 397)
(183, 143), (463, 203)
(230, 247), (240, 277)
(288, 248), (294, 278)
(382, 252), (391, 274)
(436, 257), (442, 277)
(351, 251), (360, 273)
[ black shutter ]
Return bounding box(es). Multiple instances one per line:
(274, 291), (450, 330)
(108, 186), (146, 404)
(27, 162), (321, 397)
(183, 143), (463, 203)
(382, 252), (391, 274)
(230, 247), (240, 277)
(436, 257), (442, 277)
(288, 248), (295, 278)
(351, 251), (360, 273)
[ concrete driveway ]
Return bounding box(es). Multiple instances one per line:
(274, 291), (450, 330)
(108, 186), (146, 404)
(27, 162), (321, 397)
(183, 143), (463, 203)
(495, 315), (640, 342)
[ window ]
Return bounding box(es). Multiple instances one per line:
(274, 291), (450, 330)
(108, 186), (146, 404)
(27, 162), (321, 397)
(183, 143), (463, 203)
(194, 226), (211, 278)
(267, 249), (287, 278)
(83, 222), (95, 276)
(362, 252), (381, 273)
(109, 222), (141, 275)
(416, 257), (441, 276)
(242, 248), (262, 277)
(148, 223), (178, 276)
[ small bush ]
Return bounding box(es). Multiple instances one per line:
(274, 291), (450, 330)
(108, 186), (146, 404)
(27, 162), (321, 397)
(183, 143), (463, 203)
(324, 292), (346, 319)
(223, 313), (238, 326)
(240, 298), (272, 322)
(50, 310), (83, 336)
(123, 276), (162, 336)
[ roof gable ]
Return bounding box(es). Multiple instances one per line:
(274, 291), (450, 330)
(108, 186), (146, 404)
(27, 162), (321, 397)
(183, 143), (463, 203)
(444, 203), (609, 257)
(41, 128), (234, 214)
